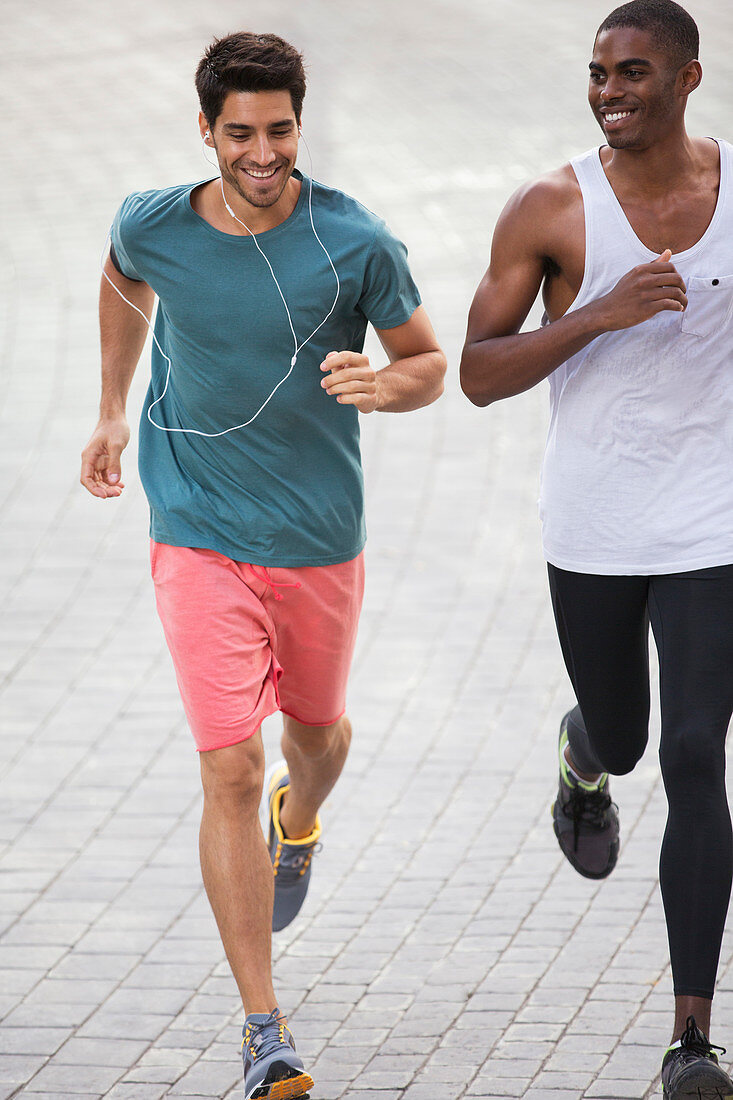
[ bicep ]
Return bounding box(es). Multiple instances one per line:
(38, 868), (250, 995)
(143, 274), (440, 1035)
(465, 207), (548, 345)
(100, 255), (155, 314)
(374, 304), (441, 362)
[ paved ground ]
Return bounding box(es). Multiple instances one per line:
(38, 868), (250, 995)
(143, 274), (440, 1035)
(2, 0), (733, 1097)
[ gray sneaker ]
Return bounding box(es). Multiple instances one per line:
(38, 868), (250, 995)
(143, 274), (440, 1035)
(241, 1008), (313, 1100)
(552, 713), (619, 879)
(266, 762), (321, 932)
(661, 1015), (733, 1098)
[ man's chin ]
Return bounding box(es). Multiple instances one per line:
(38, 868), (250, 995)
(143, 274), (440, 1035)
(595, 116), (645, 151)
(605, 133), (644, 149)
(240, 191), (282, 208)
(227, 169), (293, 209)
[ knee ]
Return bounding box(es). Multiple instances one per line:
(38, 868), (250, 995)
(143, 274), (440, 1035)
(597, 738), (646, 777)
(199, 737), (264, 809)
(660, 723), (726, 792)
(576, 708), (648, 777)
(283, 714), (352, 760)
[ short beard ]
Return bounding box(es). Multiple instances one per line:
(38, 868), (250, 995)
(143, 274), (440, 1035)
(220, 162), (293, 209)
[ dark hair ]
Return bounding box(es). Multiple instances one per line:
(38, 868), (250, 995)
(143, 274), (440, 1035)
(195, 32), (306, 128)
(597, 0), (699, 68)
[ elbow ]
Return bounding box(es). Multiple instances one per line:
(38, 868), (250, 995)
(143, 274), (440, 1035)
(434, 351), (447, 398)
(459, 345), (499, 407)
(460, 376), (494, 407)
(423, 350), (447, 407)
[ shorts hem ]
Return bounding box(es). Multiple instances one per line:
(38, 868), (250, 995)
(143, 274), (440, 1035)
(280, 706), (346, 728)
(195, 707), (279, 753)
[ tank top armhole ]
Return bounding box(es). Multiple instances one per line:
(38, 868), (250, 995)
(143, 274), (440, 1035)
(566, 150), (599, 315)
(718, 138), (731, 208)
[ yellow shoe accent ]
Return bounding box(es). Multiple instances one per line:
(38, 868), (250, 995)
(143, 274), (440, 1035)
(269, 775), (321, 848)
(263, 1072), (314, 1099)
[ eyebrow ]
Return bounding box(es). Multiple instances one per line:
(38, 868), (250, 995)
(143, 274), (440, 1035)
(589, 56), (652, 71)
(221, 119), (296, 132)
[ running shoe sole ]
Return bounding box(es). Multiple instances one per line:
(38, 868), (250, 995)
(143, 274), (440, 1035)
(662, 1077), (733, 1100)
(247, 1065), (314, 1100)
(663, 1089), (733, 1099)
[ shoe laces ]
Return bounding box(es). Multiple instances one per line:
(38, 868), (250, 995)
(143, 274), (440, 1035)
(243, 1008), (289, 1061)
(273, 840), (322, 879)
(562, 781), (613, 850)
(679, 1015), (726, 1059)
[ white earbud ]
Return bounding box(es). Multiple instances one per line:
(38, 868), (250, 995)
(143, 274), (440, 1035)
(202, 131), (218, 168)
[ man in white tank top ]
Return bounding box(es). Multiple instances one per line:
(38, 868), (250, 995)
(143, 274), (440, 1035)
(461, 1), (733, 1096)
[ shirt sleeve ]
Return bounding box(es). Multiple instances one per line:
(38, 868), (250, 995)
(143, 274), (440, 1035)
(358, 219), (422, 330)
(109, 194), (145, 282)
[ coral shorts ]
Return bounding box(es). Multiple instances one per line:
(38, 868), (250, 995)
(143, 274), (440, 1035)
(150, 542), (365, 752)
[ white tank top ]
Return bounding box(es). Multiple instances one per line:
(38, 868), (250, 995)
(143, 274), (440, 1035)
(539, 140), (733, 575)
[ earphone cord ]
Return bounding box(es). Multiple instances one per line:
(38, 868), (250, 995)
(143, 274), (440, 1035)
(100, 134), (340, 438)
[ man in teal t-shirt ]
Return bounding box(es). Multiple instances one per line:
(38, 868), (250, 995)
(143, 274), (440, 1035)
(81, 30), (445, 1100)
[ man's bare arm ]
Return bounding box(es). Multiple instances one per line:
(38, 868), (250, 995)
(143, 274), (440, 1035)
(80, 256), (155, 498)
(460, 182), (688, 407)
(320, 305), (446, 413)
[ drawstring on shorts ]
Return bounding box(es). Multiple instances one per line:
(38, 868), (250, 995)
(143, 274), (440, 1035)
(246, 564), (302, 601)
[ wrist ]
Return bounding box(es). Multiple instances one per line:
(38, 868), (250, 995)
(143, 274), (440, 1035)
(373, 371), (385, 412)
(98, 404), (128, 422)
(578, 297), (612, 338)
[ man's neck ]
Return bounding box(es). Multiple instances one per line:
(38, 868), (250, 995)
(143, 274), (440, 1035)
(601, 129), (704, 198)
(193, 174), (302, 236)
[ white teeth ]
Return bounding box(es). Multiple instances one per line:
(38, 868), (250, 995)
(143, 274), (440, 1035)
(246, 167), (277, 178)
(605, 111), (632, 122)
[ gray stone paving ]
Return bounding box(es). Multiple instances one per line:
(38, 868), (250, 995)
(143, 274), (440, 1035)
(2, 0), (733, 1097)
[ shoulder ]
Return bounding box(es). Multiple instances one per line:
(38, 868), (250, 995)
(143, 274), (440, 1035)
(704, 136), (730, 157)
(499, 163), (581, 230)
(309, 178), (397, 245)
(490, 162), (584, 265)
(703, 136), (732, 172)
(115, 181), (203, 232)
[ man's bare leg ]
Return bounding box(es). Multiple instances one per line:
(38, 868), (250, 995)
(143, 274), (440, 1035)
(199, 731), (277, 1014)
(673, 996), (712, 1042)
(278, 714), (352, 839)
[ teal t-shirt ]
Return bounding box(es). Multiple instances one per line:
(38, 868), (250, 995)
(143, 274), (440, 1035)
(110, 173), (421, 566)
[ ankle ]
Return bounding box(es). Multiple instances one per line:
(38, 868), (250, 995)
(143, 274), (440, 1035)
(673, 997), (712, 1042)
(278, 792), (318, 841)
(564, 745), (602, 785)
(244, 1002), (280, 1019)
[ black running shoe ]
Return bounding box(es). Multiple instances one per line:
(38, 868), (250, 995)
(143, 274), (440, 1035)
(552, 713), (619, 879)
(662, 1016), (733, 1098)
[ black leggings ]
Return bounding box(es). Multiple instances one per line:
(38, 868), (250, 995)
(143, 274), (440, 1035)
(548, 563), (733, 999)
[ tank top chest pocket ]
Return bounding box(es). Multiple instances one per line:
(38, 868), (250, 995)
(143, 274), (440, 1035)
(680, 274), (733, 338)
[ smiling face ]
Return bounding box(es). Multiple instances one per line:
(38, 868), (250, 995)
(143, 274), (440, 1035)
(588, 26), (690, 149)
(202, 89), (300, 211)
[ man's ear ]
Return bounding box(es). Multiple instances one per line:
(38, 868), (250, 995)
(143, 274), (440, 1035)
(199, 110), (213, 142)
(679, 59), (702, 98)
